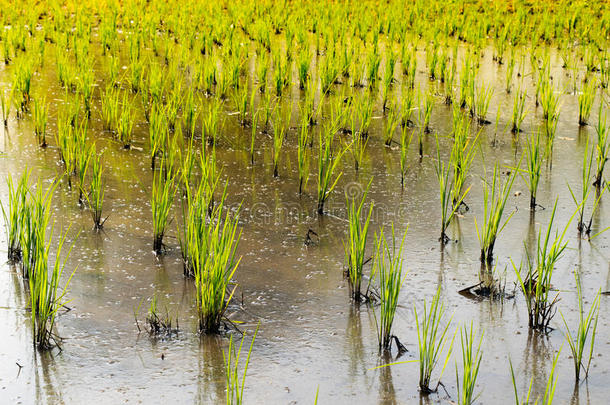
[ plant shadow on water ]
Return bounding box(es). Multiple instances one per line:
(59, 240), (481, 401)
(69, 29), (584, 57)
(197, 335), (227, 404)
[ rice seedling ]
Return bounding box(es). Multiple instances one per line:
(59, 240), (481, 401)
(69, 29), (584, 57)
(437, 50), (448, 83)
(344, 182), (373, 302)
(435, 136), (470, 244)
(177, 161), (222, 277)
(298, 47), (310, 90)
(78, 66), (94, 116)
(86, 152), (106, 230)
(184, 87), (199, 134)
(511, 88), (527, 134)
(149, 102), (168, 170)
(108, 54), (119, 86)
(232, 85), (248, 127)
(100, 85), (120, 131)
(523, 130), (544, 209)
(593, 105), (608, 188)
(317, 121), (348, 215)
(385, 48), (397, 86)
(455, 323), (483, 405)
(584, 46), (597, 72)
(542, 350), (560, 404)
(165, 84), (182, 131)
(1, 171), (29, 263)
(381, 77), (392, 113)
(56, 50), (74, 90)
(194, 205), (241, 333)
(151, 166), (177, 254)
(19, 179), (55, 280)
(203, 97), (223, 146)
(578, 79), (596, 126)
(117, 96), (135, 149)
(544, 112), (559, 166)
(450, 114), (478, 209)
(426, 43), (439, 80)
(1, 89), (12, 126)
(366, 49), (381, 88)
(339, 42), (354, 78)
(250, 110), (259, 165)
(273, 51), (290, 96)
(178, 135), (197, 192)
(32, 97), (48, 147)
(2, 29), (12, 65)
(419, 90), (434, 134)
(146, 62), (165, 103)
(130, 58), (144, 94)
(415, 287), (454, 394)
(601, 59), (610, 89)
(55, 118), (78, 189)
(505, 51), (516, 94)
(76, 143), (94, 206)
(474, 83), (493, 125)
(272, 109), (290, 178)
(29, 225), (76, 350)
(383, 104), (400, 147)
(539, 82), (560, 121)
(475, 163), (519, 263)
(374, 225), (408, 352)
(320, 54), (339, 94)
(357, 93), (373, 138)
(402, 47), (416, 89)
(399, 123), (413, 187)
(297, 116), (310, 195)
(513, 201), (570, 333)
(568, 139), (607, 238)
(256, 52), (268, 92)
(560, 273), (600, 381)
(224, 324), (259, 405)
(458, 63), (471, 109)
(14, 56), (33, 111)
(143, 294), (178, 336)
(302, 80), (316, 126)
(343, 110), (364, 172)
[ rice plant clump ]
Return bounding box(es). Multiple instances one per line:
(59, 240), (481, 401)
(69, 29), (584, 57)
(151, 167), (177, 254)
(86, 152), (107, 230)
(415, 287), (454, 394)
(513, 202), (570, 333)
(455, 323), (483, 405)
(194, 207), (242, 334)
(1, 171), (29, 263)
(374, 225), (408, 352)
(475, 163), (518, 264)
(560, 273), (600, 381)
(32, 97), (48, 147)
(344, 183), (374, 302)
(29, 227), (76, 350)
(317, 121), (348, 214)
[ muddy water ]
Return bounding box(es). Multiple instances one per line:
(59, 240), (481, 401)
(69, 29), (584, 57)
(1, 45), (610, 405)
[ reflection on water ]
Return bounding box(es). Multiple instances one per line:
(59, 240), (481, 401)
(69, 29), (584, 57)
(197, 335), (226, 404)
(377, 352), (397, 405)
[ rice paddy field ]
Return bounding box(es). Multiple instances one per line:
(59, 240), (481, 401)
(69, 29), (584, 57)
(2, 0), (610, 403)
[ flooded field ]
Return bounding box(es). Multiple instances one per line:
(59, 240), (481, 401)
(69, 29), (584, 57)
(1, 1), (610, 404)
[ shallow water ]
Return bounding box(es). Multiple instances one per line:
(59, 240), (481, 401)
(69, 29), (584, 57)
(1, 44), (610, 405)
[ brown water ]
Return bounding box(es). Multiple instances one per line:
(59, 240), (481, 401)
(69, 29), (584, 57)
(1, 44), (610, 405)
